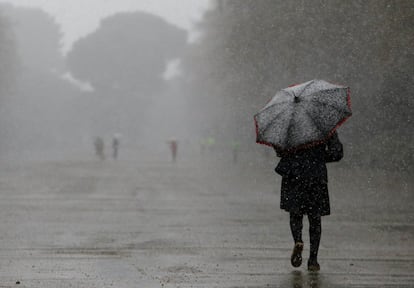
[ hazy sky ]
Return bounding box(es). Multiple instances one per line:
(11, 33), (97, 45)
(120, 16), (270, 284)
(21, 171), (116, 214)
(0, 0), (211, 53)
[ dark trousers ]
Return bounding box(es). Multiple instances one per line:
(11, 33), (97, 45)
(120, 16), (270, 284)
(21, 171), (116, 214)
(290, 212), (321, 261)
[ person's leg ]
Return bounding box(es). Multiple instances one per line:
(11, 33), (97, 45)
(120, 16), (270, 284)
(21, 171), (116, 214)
(290, 212), (303, 243)
(308, 214), (321, 271)
(290, 212), (304, 267)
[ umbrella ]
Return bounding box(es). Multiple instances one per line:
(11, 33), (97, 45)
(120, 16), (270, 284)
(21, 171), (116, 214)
(254, 79), (352, 151)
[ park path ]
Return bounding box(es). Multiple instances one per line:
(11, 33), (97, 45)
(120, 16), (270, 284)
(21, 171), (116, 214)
(0, 154), (412, 287)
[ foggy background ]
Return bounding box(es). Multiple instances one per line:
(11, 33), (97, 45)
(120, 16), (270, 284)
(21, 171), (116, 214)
(0, 0), (412, 169)
(0, 1), (412, 286)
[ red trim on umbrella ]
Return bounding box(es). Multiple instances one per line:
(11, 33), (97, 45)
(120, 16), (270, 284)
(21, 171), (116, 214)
(346, 87), (352, 110)
(254, 115), (274, 147)
(254, 115), (259, 139)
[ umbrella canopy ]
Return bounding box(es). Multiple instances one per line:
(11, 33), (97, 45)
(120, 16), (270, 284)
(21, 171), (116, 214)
(254, 79), (352, 151)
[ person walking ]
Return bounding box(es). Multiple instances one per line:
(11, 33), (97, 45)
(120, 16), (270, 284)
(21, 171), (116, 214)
(112, 135), (120, 160)
(254, 80), (351, 272)
(274, 132), (343, 271)
(94, 137), (105, 160)
(167, 139), (178, 162)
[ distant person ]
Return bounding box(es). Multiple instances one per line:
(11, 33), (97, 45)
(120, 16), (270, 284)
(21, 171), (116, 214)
(206, 137), (215, 153)
(230, 141), (240, 164)
(274, 132), (343, 271)
(94, 137), (105, 160)
(112, 134), (120, 160)
(167, 139), (178, 162)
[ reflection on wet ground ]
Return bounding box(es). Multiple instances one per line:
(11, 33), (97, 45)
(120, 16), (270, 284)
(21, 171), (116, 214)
(290, 271), (322, 288)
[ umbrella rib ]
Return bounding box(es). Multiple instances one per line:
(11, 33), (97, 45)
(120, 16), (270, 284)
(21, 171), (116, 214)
(257, 94), (292, 116)
(255, 101), (290, 121)
(303, 109), (325, 135)
(308, 99), (350, 114)
(297, 80), (315, 97)
(285, 112), (295, 148)
(259, 108), (290, 136)
(305, 87), (343, 97)
(301, 88), (348, 111)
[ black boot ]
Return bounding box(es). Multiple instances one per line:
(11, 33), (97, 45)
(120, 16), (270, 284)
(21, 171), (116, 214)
(291, 242), (304, 267)
(307, 258), (320, 271)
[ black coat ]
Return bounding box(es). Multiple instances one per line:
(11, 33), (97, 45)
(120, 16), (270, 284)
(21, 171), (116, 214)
(275, 132), (343, 216)
(275, 132), (343, 182)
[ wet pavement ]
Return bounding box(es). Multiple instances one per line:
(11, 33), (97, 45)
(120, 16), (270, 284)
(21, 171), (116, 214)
(0, 154), (412, 287)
